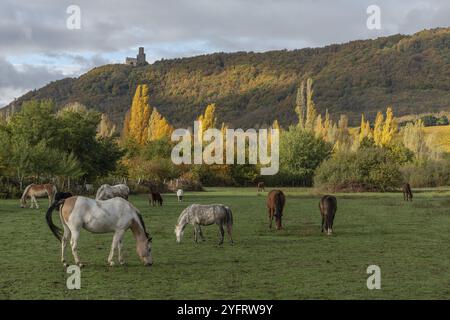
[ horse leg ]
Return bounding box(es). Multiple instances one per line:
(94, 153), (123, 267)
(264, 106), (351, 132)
(268, 208), (273, 229)
(193, 224), (199, 243)
(32, 196), (39, 209)
(69, 230), (83, 267)
(116, 230), (126, 265)
(226, 223), (233, 244)
(218, 225), (224, 245)
(61, 225), (71, 267)
(198, 225), (205, 241)
(321, 216), (325, 233)
(108, 230), (123, 266)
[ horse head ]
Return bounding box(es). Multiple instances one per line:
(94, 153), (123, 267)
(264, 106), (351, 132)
(174, 224), (184, 243)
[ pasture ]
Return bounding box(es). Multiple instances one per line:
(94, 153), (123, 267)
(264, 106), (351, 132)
(0, 187), (449, 299)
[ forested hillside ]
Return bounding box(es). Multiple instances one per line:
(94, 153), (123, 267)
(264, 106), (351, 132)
(3, 27), (449, 128)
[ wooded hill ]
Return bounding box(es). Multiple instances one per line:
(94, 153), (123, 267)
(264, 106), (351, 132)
(3, 27), (450, 129)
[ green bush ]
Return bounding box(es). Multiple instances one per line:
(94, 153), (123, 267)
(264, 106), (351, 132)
(401, 157), (450, 187)
(314, 146), (404, 192)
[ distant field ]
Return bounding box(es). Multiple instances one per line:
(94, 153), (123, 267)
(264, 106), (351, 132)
(424, 125), (450, 152)
(0, 188), (449, 299)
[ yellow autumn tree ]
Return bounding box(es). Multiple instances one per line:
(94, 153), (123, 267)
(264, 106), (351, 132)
(380, 106), (397, 146)
(323, 109), (331, 138)
(314, 114), (324, 138)
(359, 114), (372, 142)
(373, 111), (384, 147)
(295, 81), (306, 129)
(147, 108), (174, 141)
(197, 103), (217, 142)
(304, 78), (317, 131)
(124, 84), (152, 144)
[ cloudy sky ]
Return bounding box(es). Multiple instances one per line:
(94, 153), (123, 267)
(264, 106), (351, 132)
(0, 0), (449, 107)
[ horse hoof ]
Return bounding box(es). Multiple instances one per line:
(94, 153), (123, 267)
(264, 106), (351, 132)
(119, 261), (126, 266)
(62, 262), (68, 268)
(77, 263), (84, 268)
(109, 261), (115, 267)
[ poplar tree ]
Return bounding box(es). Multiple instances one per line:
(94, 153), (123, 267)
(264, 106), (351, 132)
(197, 103), (217, 142)
(373, 111), (384, 147)
(148, 108), (174, 141)
(381, 107), (397, 146)
(125, 84), (152, 144)
(304, 78), (317, 131)
(295, 81), (306, 129)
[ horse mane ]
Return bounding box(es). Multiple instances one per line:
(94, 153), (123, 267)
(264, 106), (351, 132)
(177, 207), (189, 225)
(136, 211), (151, 241)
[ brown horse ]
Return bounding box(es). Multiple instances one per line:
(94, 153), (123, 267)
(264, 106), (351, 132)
(149, 192), (163, 206)
(257, 182), (265, 192)
(267, 190), (285, 230)
(402, 183), (413, 201)
(319, 195), (337, 235)
(20, 183), (57, 209)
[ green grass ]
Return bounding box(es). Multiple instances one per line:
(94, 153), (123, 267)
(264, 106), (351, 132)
(0, 187), (449, 299)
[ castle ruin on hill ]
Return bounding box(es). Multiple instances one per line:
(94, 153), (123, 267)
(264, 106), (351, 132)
(125, 47), (148, 66)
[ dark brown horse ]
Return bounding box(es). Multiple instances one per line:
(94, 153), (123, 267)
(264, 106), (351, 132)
(319, 195), (337, 235)
(267, 190), (285, 230)
(257, 182), (265, 192)
(149, 192), (163, 206)
(402, 183), (413, 201)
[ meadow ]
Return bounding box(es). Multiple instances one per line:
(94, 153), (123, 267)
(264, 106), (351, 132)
(0, 187), (449, 300)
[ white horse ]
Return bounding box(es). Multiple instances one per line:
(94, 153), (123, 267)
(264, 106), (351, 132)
(20, 183), (57, 209)
(176, 189), (184, 202)
(175, 204), (233, 245)
(46, 196), (153, 267)
(95, 184), (130, 200)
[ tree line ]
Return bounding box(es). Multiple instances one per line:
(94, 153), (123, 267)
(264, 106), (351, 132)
(1, 76), (449, 197)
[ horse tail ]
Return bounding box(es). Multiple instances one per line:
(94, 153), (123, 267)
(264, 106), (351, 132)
(20, 184), (33, 206)
(46, 199), (65, 242)
(224, 206), (233, 230)
(274, 191), (283, 218)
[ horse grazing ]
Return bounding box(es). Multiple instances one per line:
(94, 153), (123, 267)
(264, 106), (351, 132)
(95, 184), (130, 200)
(402, 183), (413, 201)
(46, 196), (152, 267)
(176, 189), (184, 202)
(319, 195), (337, 235)
(175, 204), (233, 245)
(257, 182), (265, 192)
(20, 183), (57, 209)
(267, 190), (285, 230)
(149, 192), (163, 206)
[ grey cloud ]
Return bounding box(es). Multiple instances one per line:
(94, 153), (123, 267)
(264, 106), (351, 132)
(0, 0), (448, 107)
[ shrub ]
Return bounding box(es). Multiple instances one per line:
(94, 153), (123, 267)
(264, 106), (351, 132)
(314, 147), (404, 192)
(401, 157), (450, 187)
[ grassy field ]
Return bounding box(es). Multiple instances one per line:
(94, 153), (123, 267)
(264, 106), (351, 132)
(0, 187), (449, 300)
